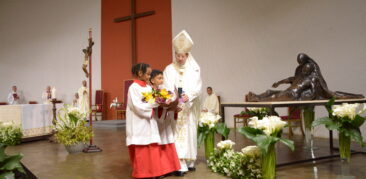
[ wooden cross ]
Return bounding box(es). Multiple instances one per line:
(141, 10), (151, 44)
(114, 0), (155, 66)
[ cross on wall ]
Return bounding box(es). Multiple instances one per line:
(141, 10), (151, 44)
(114, 0), (155, 66)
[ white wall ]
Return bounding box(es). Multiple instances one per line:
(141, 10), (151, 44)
(0, 0), (101, 104)
(172, 0), (366, 139)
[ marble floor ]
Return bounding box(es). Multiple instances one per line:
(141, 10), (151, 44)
(6, 127), (366, 179)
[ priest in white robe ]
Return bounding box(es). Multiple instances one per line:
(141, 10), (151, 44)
(7, 85), (22, 104)
(163, 30), (202, 174)
(78, 80), (89, 117)
(202, 87), (219, 114)
(41, 86), (52, 104)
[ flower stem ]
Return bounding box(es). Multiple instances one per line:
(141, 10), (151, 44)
(339, 131), (351, 162)
(262, 143), (276, 179)
(204, 131), (215, 159)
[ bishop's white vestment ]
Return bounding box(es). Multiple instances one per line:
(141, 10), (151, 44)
(163, 55), (202, 172)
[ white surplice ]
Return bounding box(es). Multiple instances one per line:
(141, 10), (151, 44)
(126, 82), (160, 146)
(163, 54), (202, 171)
(77, 86), (89, 117)
(202, 93), (220, 114)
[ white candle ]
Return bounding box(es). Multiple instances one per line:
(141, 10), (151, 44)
(51, 87), (56, 99)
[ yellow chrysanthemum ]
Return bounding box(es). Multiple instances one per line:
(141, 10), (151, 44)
(159, 89), (171, 99)
(142, 92), (154, 103)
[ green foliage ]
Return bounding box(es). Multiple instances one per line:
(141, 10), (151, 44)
(0, 123), (23, 146)
(54, 120), (93, 146)
(240, 108), (270, 120)
(312, 98), (366, 147)
(238, 127), (294, 155)
(54, 105), (93, 146)
(207, 148), (262, 179)
(0, 143), (25, 178)
(197, 122), (230, 147)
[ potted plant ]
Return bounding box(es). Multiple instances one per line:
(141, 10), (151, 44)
(239, 116), (294, 179)
(54, 105), (93, 153)
(197, 112), (230, 159)
(0, 122), (27, 178)
(0, 122), (23, 146)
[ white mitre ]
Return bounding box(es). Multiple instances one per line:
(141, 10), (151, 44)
(173, 30), (194, 53)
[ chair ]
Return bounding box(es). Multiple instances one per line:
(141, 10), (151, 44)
(280, 107), (305, 137)
(29, 101), (38, 104)
(116, 80), (134, 120)
(91, 90), (105, 121)
(233, 95), (252, 132)
(0, 102), (7, 105)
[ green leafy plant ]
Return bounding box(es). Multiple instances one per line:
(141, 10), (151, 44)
(312, 98), (366, 161)
(238, 116), (294, 179)
(240, 107), (270, 120)
(0, 122), (23, 146)
(54, 105), (93, 146)
(207, 140), (262, 179)
(197, 113), (230, 146)
(0, 143), (25, 179)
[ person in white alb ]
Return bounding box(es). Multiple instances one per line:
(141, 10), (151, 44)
(163, 30), (202, 175)
(8, 85), (21, 105)
(202, 87), (219, 115)
(41, 86), (52, 104)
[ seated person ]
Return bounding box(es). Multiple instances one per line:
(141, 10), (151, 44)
(42, 86), (52, 104)
(7, 85), (21, 104)
(202, 87), (219, 114)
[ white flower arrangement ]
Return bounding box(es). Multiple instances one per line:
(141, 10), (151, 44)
(332, 103), (366, 120)
(241, 145), (261, 158)
(208, 143), (262, 179)
(199, 112), (221, 129)
(248, 116), (287, 136)
(217, 140), (235, 150)
(247, 107), (267, 113)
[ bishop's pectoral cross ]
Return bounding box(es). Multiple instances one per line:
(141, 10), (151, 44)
(114, 0), (155, 66)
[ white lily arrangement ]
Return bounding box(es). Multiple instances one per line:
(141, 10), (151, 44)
(208, 140), (262, 179)
(313, 99), (366, 162)
(217, 140), (235, 150)
(198, 112), (230, 147)
(241, 107), (270, 119)
(199, 112), (221, 129)
(241, 145), (261, 158)
(54, 105), (93, 146)
(0, 121), (23, 146)
(239, 115), (294, 179)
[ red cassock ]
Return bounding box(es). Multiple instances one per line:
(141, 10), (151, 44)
(128, 143), (181, 178)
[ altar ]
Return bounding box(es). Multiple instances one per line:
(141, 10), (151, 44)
(0, 104), (63, 139)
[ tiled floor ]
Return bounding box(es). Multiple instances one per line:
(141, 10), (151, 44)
(6, 127), (366, 179)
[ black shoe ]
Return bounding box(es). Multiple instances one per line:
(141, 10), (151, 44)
(188, 167), (196, 171)
(173, 171), (185, 176)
